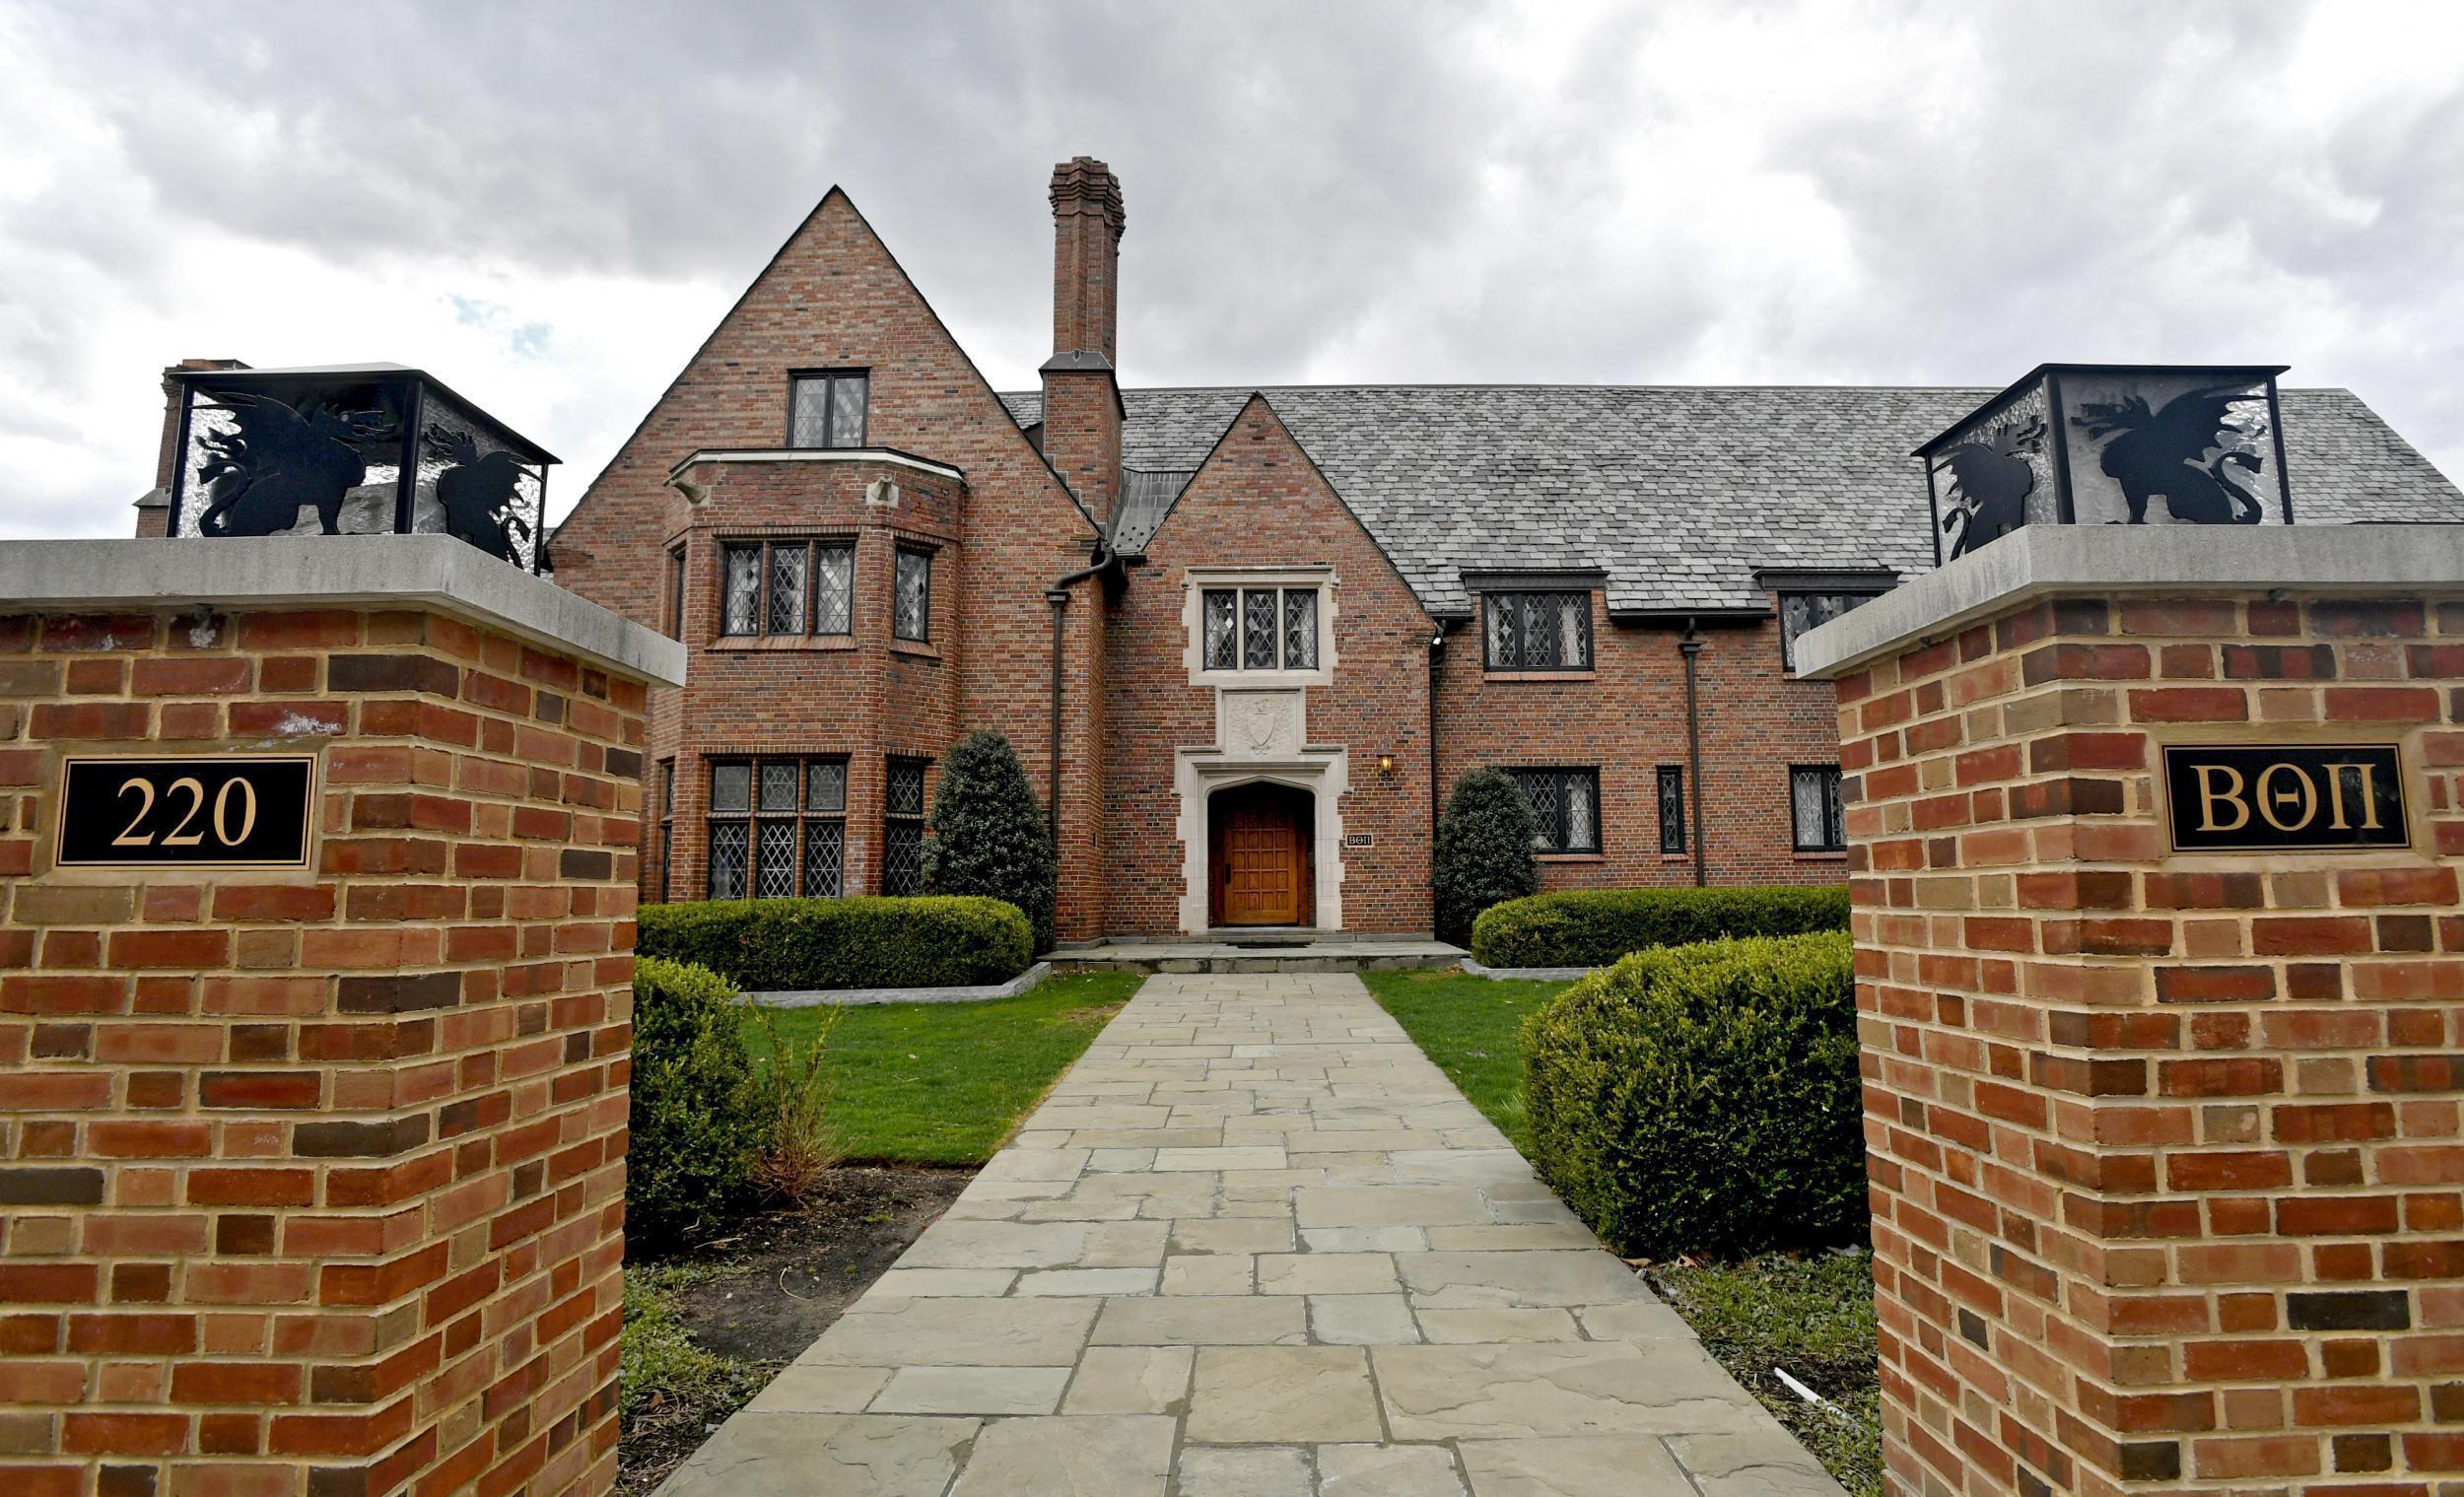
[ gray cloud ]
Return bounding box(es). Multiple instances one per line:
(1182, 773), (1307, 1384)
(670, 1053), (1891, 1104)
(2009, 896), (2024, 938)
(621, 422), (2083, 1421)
(3, 0), (2459, 542)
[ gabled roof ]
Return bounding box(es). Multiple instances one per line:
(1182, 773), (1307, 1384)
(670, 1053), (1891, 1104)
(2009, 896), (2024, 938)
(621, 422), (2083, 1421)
(999, 384), (2463, 616)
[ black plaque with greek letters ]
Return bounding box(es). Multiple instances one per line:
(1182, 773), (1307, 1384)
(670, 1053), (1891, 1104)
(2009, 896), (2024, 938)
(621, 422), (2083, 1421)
(55, 756), (316, 869)
(2162, 744), (2407, 852)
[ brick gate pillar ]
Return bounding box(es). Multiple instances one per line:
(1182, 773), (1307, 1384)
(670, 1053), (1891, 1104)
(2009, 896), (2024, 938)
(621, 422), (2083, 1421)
(0, 537), (684, 1497)
(1794, 526), (2464, 1497)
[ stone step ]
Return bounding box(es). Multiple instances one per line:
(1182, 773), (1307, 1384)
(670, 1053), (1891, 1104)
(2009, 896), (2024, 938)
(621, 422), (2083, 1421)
(1053, 938), (1465, 975)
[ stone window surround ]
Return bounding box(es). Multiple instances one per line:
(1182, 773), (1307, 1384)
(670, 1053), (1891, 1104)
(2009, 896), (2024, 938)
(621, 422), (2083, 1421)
(1181, 565), (1337, 688)
(1172, 745), (1350, 935)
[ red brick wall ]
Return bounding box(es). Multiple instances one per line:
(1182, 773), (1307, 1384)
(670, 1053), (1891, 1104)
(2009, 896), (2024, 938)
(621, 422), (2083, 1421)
(1438, 610), (1851, 891)
(0, 603), (648, 1497)
(1838, 592), (2464, 1496)
(1105, 397), (1435, 935)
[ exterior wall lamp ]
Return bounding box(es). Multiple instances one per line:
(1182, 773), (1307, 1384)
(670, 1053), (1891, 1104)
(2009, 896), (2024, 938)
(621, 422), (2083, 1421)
(1375, 752), (1397, 775)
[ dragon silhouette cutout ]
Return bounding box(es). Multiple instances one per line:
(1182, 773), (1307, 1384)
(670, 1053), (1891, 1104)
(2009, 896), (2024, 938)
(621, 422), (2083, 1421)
(1937, 414), (2046, 559)
(423, 423), (534, 564)
(2070, 384), (2270, 525)
(193, 391), (400, 537)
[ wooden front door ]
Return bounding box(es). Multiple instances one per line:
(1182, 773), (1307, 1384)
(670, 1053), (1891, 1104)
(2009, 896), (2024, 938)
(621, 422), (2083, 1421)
(1211, 783), (1312, 926)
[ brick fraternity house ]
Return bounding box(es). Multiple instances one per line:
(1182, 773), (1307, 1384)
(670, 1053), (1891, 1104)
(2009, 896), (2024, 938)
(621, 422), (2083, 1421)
(533, 158), (2464, 944)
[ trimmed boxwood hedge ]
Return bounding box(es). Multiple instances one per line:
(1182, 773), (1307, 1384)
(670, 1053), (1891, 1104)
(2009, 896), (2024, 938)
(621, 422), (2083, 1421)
(1471, 884), (1848, 969)
(1520, 931), (1864, 1259)
(637, 896), (1033, 991)
(628, 958), (764, 1253)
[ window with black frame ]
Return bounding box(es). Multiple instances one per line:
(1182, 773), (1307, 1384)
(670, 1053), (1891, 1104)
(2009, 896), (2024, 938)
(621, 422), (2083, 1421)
(1790, 764), (1846, 852)
(1483, 591), (1592, 671)
(1198, 585), (1320, 672)
(1778, 591), (1881, 672)
(789, 371), (869, 448)
(657, 760), (676, 900)
(1657, 765), (1686, 854)
(1508, 767), (1601, 853)
(893, 547), (932, 643)
(883, 757), (928, 894)
(665, 546), (686, 641)
(719, 539), (855, 638)
(706, 756), (848, 899)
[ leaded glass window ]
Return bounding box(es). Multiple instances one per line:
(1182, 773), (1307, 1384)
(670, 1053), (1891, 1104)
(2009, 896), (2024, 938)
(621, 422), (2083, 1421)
(1483, 591), (1592, 671)
(720, 539), (854, 637)
(721, 545), (762, 636)
(789, 371), (869, 448)
(1507, 768), (1602, 853)
(1791, 765), (1846, 852)
(1778, 591), (1881, 671)
(767, 544), (807, 635)
(883, 756), (928, 895)
(666, 547), (687, 641)
(812, 543), (855, 635)
(1202, 590), (1238, 670)
(1200, 585), (1323, 673)
(657, 759), (676, 901)
(709, 757), (847, 899)
(1657, 765), (1686, 854)
(894, 548), (932, 643)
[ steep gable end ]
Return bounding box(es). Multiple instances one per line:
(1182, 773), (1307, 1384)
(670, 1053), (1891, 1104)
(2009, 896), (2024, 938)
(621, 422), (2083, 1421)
(551, 188), (1088, 620)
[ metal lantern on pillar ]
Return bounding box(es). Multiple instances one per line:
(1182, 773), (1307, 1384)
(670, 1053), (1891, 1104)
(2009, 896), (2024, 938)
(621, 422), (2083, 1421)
(1916, 364), (2293, 565)
(165, 364), (558, 572)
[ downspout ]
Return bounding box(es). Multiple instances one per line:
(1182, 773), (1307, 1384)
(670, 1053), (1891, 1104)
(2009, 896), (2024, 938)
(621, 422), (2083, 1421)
(1044, 542), (1114, 847)
(1679, 621), (1708, 887)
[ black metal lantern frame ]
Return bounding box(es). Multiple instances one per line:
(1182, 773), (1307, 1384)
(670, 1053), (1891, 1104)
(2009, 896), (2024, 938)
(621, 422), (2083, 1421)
(1916, 363), (2293, 566)
(167, 364), (558, 573)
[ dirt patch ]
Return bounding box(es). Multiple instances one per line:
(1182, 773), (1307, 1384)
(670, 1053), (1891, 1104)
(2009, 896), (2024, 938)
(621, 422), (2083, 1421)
(618, 1165), (972, 1495)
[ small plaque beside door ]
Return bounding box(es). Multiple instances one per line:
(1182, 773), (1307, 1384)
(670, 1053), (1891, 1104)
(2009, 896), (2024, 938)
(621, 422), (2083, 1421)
(2161, 743), (2407, 853)
(55, 755), (317, 869)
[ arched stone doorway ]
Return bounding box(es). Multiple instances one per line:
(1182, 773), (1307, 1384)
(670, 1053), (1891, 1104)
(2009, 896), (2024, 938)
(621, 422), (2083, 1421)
(1207, 781), (1315, 927)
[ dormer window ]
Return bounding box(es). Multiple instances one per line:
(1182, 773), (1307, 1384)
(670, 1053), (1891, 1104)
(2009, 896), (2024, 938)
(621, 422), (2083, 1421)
(789, 371), (869, 448)
(1777, 590), (1882, 672)
(1483, 591), (1592, 672)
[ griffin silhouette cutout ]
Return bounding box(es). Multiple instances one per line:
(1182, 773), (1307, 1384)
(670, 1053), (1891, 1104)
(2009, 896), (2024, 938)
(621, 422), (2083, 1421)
(1937, 414), (2045, 559)
(424, 423), (533, 564)
(2071, 385), (2270, 525)
(193, 392), (399, 537)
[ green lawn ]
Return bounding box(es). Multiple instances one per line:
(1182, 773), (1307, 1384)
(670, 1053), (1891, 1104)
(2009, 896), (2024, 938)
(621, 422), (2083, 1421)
(1359, 967), (1570, 1150)
(739, 969), (1141, 1164)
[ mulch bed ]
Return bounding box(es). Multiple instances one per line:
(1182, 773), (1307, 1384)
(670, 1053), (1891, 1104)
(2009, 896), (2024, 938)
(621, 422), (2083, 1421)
(617, 1165), (972, 1495)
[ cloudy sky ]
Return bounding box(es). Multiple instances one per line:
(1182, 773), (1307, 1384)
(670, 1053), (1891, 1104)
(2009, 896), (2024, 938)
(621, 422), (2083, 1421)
(4, 0), (2460, 540)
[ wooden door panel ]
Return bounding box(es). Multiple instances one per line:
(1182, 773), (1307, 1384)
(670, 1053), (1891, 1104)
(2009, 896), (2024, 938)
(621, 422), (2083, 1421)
(1215, 793), (1309, 925)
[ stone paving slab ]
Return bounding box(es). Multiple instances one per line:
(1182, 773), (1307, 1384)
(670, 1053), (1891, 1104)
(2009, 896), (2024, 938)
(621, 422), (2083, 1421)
(653, 973), (1844, 1496)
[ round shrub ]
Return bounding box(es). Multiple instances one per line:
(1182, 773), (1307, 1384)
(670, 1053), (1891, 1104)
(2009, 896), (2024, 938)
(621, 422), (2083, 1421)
(1434, 768), (1540, 945)
(1521, 931), (1864, 1259)
(628, 958), (765, 1254)
(1472, 884), (1849, 969)
(637, 895), (1033, 991)
(923, 730), (1059, 954)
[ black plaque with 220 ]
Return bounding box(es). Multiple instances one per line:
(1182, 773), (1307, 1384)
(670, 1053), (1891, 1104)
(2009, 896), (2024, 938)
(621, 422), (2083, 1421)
(2162, 743), (2407, 853)
(55, 756), (316, 869)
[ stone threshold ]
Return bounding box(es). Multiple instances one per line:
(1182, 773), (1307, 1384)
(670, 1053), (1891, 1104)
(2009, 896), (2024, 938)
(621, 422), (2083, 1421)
(744, 962), (1052, 1008)
(1053, 939), (1464, 975)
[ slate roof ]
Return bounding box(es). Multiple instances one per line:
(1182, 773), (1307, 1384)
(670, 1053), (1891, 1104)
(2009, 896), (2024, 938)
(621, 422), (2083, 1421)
(999, 385), (2464, 617)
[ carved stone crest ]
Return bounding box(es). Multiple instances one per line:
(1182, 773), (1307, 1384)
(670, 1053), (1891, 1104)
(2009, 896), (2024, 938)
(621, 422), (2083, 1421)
(1219, 690), (1302, 759)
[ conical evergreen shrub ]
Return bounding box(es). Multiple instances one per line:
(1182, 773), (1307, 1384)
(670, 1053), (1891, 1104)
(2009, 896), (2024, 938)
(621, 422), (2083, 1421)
(1433, 767), (1541, 946)
(921, 729), (1058, 953)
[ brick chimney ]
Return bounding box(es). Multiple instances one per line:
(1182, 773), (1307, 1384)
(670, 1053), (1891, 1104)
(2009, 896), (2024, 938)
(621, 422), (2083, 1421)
(1042, 157), (1126, 528)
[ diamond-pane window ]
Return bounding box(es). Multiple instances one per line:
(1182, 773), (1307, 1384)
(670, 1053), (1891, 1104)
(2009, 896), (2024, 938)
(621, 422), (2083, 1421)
(813, 544), (854, 635)
(894, 548), (931, 643)
(768, 544), (807, 634)
(708, 820), (749, 899)
(712, 757), (847, 899)
(1508, 767), (1602, 853)
(1202, 590), (1237, 670)
(722, 546), (762, 636)
(883, 756), (928, 896)
(1657, 766), (1686, 854)
(1791, 765), (1845, 851)
(789, 371), (868, 449)
(1779, 591), (1882, 671)
(1282, 589), (1318, 670)
(1482, 590), (1592, 670)
(1242, 590), (1277, 669)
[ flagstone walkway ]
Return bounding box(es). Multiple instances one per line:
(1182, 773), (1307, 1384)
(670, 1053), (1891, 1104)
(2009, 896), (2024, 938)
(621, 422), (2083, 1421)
(654, 974), (1842, 1497)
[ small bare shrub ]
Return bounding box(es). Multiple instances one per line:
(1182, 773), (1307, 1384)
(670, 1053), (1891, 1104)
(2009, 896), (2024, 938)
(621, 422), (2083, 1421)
(745, 1003), (844, 1204)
